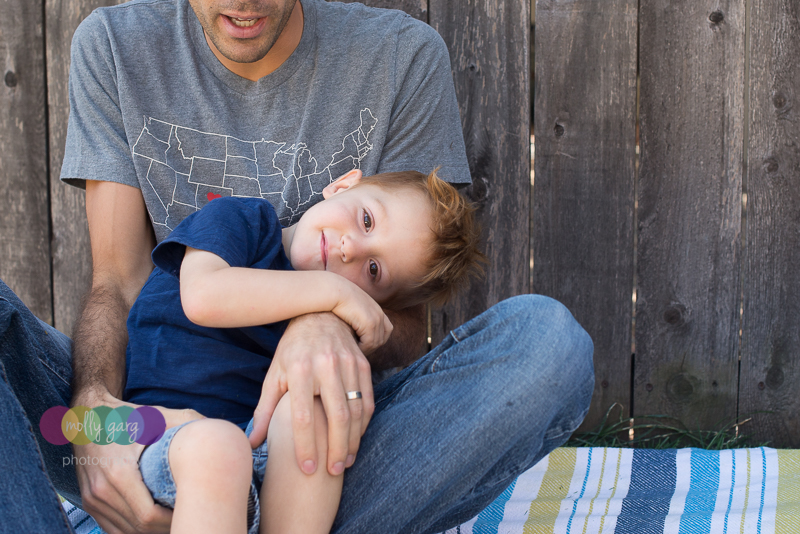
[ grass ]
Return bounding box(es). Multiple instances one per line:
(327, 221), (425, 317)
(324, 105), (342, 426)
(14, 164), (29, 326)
(564, 404), (770, 450)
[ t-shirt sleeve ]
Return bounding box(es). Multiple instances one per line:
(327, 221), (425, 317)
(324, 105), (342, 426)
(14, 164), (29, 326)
(151, 198), (284, 277)
(376, 18), (471, 185)
(60, 12), (139, 190)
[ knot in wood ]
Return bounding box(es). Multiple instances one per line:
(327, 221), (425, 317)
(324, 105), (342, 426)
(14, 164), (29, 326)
(758, 381), (766, 390)
(766, 366), (784, 389)
(468, 61), (478, 72)
(4, 71), (17, 88)
(667, 373), (695, 402)
(601, 380), (609, 389)
(554, 123), (565, 138)
(763, 157), (780, 174)
(645, 383), (653, 392)
(709, 10), (724, 24)
(773, 92), (787, 110)
(663, 304), (686, 326)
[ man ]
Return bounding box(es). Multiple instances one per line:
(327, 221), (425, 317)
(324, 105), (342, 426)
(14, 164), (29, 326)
(0, 0), (595, 532)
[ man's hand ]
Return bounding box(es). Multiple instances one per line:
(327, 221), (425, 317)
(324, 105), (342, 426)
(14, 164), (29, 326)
(73, 388), (204, 534)
(249, 313), (375, 477)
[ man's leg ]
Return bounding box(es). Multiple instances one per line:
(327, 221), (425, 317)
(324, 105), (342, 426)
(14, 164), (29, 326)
(0, 278), (78, 532)
(332, 294), (595, 534)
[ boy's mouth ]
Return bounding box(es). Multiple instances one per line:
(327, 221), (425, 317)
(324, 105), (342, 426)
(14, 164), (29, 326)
(321, 233), (328, 269)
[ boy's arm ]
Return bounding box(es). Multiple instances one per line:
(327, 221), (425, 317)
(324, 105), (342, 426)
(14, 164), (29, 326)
(180, 247), (392, 353)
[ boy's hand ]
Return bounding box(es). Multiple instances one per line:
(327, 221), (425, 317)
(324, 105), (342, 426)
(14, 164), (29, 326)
(73, 389), (204, 534)
(331, 281), (393, 355)
(250, 312), (375, 478)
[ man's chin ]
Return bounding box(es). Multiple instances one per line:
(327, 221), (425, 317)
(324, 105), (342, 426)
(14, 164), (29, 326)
(214, 42), (275, 64)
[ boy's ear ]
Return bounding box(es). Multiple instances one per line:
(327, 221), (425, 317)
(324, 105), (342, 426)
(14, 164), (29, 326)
(322, 169), (362, 199)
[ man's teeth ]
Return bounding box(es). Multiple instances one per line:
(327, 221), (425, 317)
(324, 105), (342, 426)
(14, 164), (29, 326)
(230, 17), (258, 27)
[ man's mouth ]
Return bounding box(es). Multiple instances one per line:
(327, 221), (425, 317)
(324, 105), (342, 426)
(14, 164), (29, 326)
(228, 16), (260, 28)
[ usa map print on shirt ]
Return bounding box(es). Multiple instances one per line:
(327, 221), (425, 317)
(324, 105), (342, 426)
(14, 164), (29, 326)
(132, 109), (377, 237)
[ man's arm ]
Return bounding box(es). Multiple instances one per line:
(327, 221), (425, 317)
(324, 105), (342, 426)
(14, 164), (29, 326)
(71, 181), (201, 534)
(71, 181), (155, 401)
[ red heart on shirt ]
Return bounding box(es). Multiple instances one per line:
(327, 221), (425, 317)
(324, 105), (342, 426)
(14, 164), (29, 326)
(207, 192), (223, 201)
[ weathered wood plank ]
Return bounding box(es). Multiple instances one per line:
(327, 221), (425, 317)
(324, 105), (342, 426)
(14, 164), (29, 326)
(635, 0), (745, 428)
(740, 0), (800, 447)
(533, 0), (638, 431)
(428, 0), (531, 344)
(0, 0), (52, 324)
(333, 0), (427, 21)
(46, 0), (127, 335)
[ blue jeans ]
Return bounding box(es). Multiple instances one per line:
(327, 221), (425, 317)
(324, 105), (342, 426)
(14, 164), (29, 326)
(0, 278), (594, 534)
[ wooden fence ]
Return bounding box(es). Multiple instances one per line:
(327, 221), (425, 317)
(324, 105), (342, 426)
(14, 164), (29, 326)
(2, 0), (799, 446)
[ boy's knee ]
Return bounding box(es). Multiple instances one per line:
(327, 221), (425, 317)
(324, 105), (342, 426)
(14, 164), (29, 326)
(170, 419), (252, 479)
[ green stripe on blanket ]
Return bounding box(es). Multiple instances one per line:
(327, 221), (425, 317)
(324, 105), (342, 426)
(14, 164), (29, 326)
(62, 447), (800, 534)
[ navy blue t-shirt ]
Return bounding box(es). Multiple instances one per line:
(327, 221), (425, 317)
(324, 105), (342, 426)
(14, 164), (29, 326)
(124, 197), (293, 427)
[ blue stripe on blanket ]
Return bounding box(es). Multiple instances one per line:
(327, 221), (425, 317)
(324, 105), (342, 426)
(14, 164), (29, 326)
(679, 448), (720, 533)
(472, 478), (517, 534)
(616, 449), (677, 533)
(759, 447), (767, 533)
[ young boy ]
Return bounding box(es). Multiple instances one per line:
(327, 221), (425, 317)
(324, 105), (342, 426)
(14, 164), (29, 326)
(120, 168), (483, 534)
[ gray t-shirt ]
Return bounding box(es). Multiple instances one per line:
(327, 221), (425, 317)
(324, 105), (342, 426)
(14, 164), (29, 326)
(61, 0), (470, 242)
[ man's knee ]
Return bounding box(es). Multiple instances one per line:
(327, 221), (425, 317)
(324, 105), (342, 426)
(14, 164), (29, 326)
(494, 294), (592, 360)
(489, 295), (595, 408)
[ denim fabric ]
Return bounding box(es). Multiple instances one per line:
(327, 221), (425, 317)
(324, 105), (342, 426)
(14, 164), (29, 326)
(0, 277), (593, 534)
(331, 294), (595, 534)
(245, 418), (270, 486)
(0, 280), (77, 534)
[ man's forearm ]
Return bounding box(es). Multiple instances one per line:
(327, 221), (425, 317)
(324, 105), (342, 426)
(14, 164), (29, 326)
(71, 284), (131, 403)
(368, 304), (427, 371)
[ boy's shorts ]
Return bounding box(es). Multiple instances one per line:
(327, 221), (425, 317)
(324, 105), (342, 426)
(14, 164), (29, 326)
(138, 418), (268, 534)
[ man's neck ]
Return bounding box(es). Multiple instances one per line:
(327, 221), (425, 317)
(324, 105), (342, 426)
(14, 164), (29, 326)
(205, 1), (304, 82)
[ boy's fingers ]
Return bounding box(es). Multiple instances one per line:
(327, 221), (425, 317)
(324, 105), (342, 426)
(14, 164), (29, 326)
(289, 377), (319, 475)
(357, 357), (375, 436)
(383, 314), (394, 343)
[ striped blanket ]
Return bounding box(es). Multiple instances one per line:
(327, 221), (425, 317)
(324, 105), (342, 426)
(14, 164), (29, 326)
(442, 447), (800, 534)
(62, 447), (800, 534)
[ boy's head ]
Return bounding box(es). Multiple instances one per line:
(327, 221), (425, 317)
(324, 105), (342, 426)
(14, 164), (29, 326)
(283, 168), (483, 309)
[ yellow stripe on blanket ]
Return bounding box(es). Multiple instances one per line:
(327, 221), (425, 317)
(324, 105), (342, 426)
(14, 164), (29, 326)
(524, 447), (576, 533)
(777, 450), (800, 534)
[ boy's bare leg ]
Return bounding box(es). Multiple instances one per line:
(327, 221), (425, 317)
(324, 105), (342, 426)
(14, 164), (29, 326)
(169, 418), (254, 534)
(261, 395), (343, 534)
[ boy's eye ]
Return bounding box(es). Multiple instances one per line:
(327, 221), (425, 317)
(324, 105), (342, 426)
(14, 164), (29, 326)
(363, 210), (372, 230)
(369, 260), (379, 278)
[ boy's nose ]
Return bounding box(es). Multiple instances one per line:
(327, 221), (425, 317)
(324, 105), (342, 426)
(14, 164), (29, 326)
(340, 235), (364, 263)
